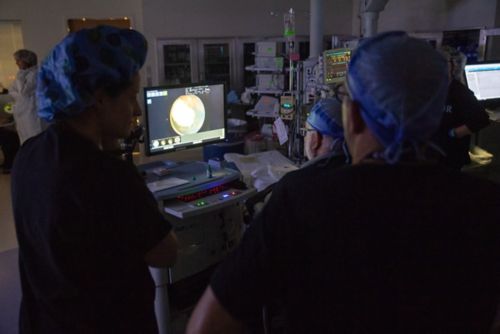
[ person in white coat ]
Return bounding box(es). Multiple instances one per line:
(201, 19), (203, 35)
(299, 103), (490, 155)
(10, 49), (45, 144)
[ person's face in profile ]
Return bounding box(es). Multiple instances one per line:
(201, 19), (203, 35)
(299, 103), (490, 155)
(15, 58), (28, 70)
(303, 123), (318, 160)
(98, 73), (142, 139)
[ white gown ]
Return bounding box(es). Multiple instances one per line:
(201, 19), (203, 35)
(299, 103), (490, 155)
(10, 66), (45, 144)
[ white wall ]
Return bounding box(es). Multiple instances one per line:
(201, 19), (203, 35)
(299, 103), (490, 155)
(446, 0), (496, 30)
(143, 0), (353, 39)
(378, 0), (448, 32)
(0, 0), (143, 62)
(2, 0), (498, 63)
(352, 0), (498, 36)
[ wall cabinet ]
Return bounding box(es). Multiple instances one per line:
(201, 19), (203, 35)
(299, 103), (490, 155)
(157, 38), (236, 90)
(157, 37), (312, 92)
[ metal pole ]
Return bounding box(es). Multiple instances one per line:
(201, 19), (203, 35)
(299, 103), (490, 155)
(362, 11), (380, 38)
(309, 0), (324, 58)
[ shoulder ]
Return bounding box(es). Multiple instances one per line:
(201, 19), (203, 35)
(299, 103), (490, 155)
(449, 79), (470, 93)
(271, 161), (354, 204)
(449, 79), (479, 103)
(284, 155), (346, 182)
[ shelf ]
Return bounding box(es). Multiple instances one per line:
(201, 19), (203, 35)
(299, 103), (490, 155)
(246, 109), (279, 118)
(252, 52), (279, 57)
(205, 61), (230, 65)
(245, 65), (283, 73)
(246, 86), (283, 95)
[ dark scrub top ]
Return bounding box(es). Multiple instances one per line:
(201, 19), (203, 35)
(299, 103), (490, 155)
(435, 79), (490, 170)
(211, 162), (500, 333)
(12, 123), (171, 333)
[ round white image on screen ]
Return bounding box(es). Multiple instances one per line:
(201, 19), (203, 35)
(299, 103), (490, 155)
(169, 95), (205, 135)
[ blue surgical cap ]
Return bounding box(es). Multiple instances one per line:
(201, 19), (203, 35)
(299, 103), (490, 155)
(347, 31), (449, 163)
(307, 98), (343, 139)
(37, 25), (147, 121)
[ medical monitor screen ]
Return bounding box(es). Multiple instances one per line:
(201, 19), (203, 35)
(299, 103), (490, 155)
(144, 83), (226, 156)
(323, 48), (351, 84)
(464, 62), (500, 101)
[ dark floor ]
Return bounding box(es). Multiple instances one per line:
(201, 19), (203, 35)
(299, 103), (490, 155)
(0, 248), (20, 334)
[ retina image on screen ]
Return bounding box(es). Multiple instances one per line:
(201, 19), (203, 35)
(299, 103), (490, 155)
(464, 62), (500, 101)
(144, 83), (226, 156)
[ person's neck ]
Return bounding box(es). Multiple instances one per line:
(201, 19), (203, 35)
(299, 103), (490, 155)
(316, 145), (334, 158)
(349, 132), (384, 165)
(63, 110), (102, 149)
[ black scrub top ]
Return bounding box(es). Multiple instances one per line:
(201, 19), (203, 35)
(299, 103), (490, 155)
(12, 123), (171, 334)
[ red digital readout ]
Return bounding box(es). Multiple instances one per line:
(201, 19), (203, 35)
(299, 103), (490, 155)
(176, 185), (228, 202)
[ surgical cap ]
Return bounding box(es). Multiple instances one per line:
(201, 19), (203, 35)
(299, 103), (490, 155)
(307, 98), (343, 139)
(347, 31), (449, 163)
(37, 25), (147, 121)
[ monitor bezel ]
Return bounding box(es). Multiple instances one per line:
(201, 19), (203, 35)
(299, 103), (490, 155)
(143, 82), (227, 157)
(464, 60), (500, 107)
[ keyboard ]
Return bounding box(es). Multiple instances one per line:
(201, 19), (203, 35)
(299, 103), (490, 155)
(147, 177), (189, 193)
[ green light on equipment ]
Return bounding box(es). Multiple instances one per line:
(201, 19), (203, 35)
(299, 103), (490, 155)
(3, 102), (13, 114)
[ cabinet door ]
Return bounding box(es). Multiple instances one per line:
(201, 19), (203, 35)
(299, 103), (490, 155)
(480, 28), (500, 61)
(199, 39), (235, 90)
(157, 40), (199, 85)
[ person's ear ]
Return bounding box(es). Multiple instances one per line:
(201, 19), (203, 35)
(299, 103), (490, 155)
(310, 131), (321, 151)
(92, 89), (110, 114)
(343, 99), (364, 135)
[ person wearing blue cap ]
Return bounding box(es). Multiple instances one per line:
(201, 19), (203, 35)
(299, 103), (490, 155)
(245, 98), (347, 221)
(188, 32), (500, 334)
(302, 97), (346, 167)
(11, 26), (177, 333)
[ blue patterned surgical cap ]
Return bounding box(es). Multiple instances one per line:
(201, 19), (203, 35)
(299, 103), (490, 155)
(37, 25), (147, 121)
(307, 98), (343, 139)
(347, 31), (449, 163)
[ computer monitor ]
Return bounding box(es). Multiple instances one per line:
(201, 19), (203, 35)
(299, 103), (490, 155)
(464, 62), (500, 106)
(144, 83), (226, 156)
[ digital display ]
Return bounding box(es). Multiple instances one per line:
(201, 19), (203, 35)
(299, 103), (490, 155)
(144, 83), (226, 156)
(464, 63), (500, 101)
(176, 185), (228, 202)
(324, 48), (351, 84)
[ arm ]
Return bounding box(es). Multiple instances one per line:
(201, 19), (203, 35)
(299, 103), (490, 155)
(456, 82), (491, 133)
(9, 78), (20, 100)
(16, 68), (37, 97)
(10, 69), (37, 100)
(144, 230), (178, 267)
(186, 286), (244, 334)
(450, 124), (473, 139)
